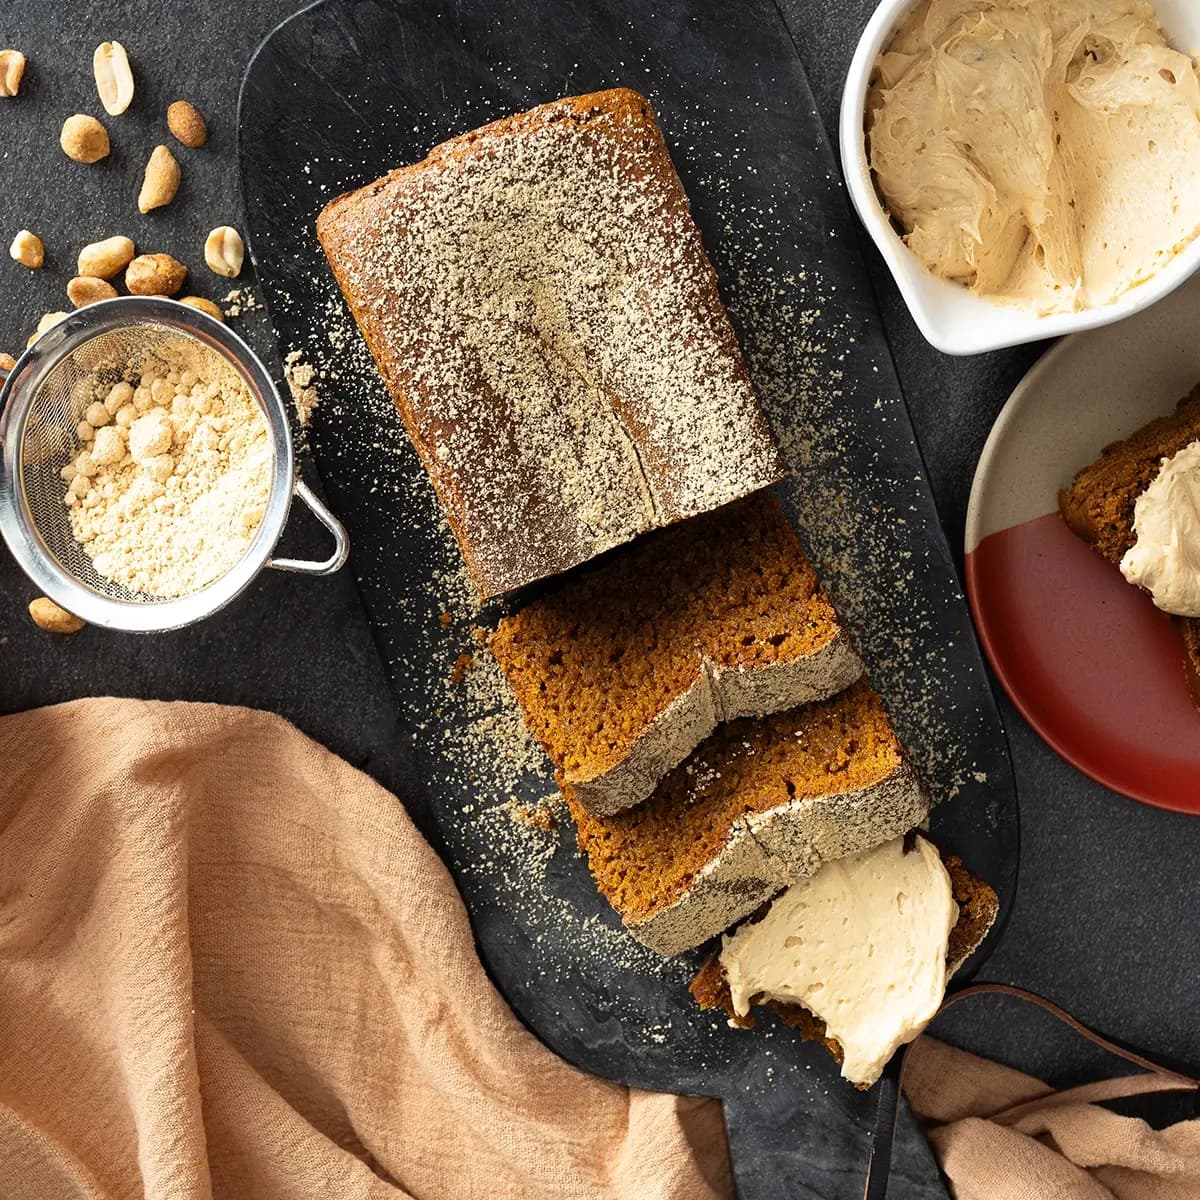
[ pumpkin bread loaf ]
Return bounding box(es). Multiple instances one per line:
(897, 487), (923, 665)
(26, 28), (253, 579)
(567, 679), (929, 956)
(1059, 385), (1200, 706)
(317, 88), (783, 599)
(490, 493), (863, 816)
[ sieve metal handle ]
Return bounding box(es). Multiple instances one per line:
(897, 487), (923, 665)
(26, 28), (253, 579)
(267, 479), (350, 576)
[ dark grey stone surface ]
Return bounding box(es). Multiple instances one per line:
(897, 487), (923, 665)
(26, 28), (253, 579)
(0, 0), (1196, 1195)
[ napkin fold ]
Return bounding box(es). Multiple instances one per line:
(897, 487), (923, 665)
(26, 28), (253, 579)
(0, 699), (732, 1200)
(905, 1028), (1200, 1200)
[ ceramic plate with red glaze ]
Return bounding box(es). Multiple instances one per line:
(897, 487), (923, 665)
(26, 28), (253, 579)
(966, 274), (1200, 812)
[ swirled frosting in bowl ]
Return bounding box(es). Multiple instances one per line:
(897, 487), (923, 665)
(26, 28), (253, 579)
(868, 0), (1200, 315)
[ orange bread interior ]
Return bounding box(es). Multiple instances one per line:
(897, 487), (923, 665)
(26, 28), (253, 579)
(491, 493), (853, 790)
(568, 679), (908, 926)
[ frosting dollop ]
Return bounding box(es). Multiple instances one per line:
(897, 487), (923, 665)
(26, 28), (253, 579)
(718, 834), (957, 1087)
(868, 0), (1200, 315)
(1121, 440), (1200, 616)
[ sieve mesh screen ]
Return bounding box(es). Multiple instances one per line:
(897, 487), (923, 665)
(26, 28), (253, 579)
(18, 321), (270, 604)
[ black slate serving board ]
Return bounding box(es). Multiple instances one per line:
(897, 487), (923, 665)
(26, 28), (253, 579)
(239, 2), (1019, 1195)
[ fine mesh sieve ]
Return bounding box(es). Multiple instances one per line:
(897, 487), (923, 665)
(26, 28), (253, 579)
(0, 297), (349, 632)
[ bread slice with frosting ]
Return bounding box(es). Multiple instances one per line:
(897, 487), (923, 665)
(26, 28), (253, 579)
(566, 679), (929, 956)
(1059, 385), (1200, 708)
(689, 839), (998, 1087)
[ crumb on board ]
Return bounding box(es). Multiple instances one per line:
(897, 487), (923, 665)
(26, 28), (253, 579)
(223, 287), (262, 318)
(284, 349), (321, 427)
(504, 794), (564, 833)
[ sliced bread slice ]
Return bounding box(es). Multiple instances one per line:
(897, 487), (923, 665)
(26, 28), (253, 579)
(566, 678), (928, 957)
(1059, 384), (1200, 706)
(491, 494), (863, 817)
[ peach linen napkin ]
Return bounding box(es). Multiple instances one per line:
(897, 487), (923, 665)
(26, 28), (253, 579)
(903, 1023), (1200, 1200)
(0, 698), (733, 1200)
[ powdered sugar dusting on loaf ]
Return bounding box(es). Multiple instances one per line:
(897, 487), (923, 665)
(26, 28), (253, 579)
(319, 91), (783, 597)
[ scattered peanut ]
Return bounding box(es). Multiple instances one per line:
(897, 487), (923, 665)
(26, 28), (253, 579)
(204, 226), (244, 278)
(60, 114), (110, 164)
(125, 252), (186, 296)
(0, 50), (26, 98)
(28, 311), (68, 345)
(138, 144), (180, 213)
(29, 597), (86, 635)
(93, 41), (134, 115)
(67, 275), (118, 308)
(9, 229), (44, 269)
(78, 235), (135, 279)
(0, 352), (15, 372)
(179, 295), (225, 323)
(166, 100), (207, 148)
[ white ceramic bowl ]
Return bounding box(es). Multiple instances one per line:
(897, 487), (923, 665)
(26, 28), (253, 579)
(839, 0), (1200, 356)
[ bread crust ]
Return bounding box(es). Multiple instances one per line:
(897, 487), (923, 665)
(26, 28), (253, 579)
(318, 88), (783, 599)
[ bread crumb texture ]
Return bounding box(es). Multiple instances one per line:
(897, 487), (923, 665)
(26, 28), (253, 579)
(569, 680), (906, 922)
(491, 493), (849, 780)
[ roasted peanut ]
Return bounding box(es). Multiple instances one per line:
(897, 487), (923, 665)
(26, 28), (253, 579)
(179, 295), (225, 323)
(138, 145), (180, 213)
(67, 276), (118, 308)
(78, 235), (135, 279)
(0, 50), (26, 98)
(0, 352), (15, 372)
(60, 114), (110, 164)
(167, 100), (207, 148)
(29, 597), (86, 634)
(204, 226), (244, 278)
(9, 229), (44, 268)
(28, 311), (68, 345)
(125, 252), (186, 296)
(93, 41), (134, 115)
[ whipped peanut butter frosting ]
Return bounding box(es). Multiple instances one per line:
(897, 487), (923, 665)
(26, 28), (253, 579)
(1121, 440), (1200, 616)
(868, 0), (1200, 315)
(719, 834), (957, 1086)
